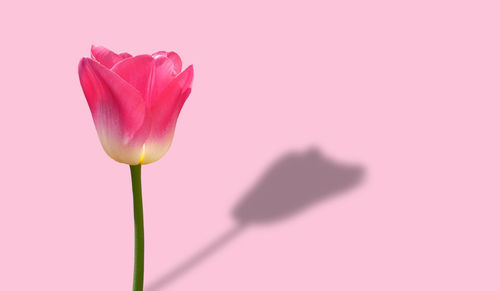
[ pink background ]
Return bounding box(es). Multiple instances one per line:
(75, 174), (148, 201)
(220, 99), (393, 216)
(1, 0), (499, 290)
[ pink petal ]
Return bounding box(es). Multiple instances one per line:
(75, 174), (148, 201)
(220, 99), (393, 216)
(111, 55), (155, 103)
(91, 45), (131, 69)
(150, 55), (179, 104)
(152, 51), (167, 58)
(78, 58), (151, 164)
(141, 65), (193, 164)
(151, 65), (194, 136)
(119, 52), (133, 59)
(152, 51), (182, 74)
(112, 54), (179, 106)
(167, 51), (183, 74)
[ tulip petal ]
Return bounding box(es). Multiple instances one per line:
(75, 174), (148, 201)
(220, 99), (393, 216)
(152, 51), (167, 58)
(78, 58), (151, 164)
(112, 54), (179, 106)
(150, 55), (179, 104)
(141, 65), (193, 164)
(91, 45), (131, 69)
(119, 52), (133, 59)
(166, 52), (183, 74)
(152, 51), (182, 74)
(111, 55), (155, 103)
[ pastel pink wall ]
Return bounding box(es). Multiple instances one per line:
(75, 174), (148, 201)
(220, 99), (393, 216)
(1, 0), (499, 290)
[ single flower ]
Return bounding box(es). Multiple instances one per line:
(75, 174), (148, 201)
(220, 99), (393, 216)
(78, 45), (194, 165)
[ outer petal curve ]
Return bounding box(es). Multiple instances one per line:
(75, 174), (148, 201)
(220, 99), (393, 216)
(141, 65), (194, 164)
(78, 58), (151, 164)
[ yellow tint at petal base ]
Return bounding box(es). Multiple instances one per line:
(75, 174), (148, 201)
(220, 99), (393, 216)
(139, 144), (146, 164)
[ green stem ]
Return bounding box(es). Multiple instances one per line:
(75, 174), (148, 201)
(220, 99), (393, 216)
(130, 165), (144, 291)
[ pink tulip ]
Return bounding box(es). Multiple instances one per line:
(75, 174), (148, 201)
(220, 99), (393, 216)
(78, 45), (194, 165)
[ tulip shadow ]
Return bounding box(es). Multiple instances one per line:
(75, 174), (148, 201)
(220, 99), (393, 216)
(145, 147), (365, 291)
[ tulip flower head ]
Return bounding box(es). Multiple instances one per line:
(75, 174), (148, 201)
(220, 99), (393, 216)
(78, 45), (193, 165)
